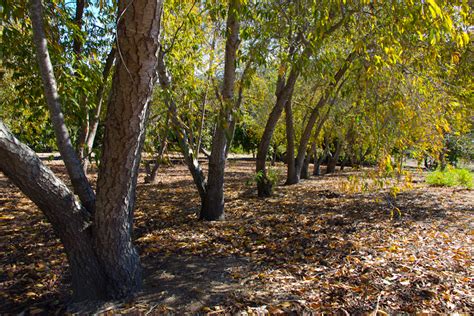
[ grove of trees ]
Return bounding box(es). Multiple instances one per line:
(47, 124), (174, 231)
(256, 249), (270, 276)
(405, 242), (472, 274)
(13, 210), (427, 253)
(0, 0), (472, 306)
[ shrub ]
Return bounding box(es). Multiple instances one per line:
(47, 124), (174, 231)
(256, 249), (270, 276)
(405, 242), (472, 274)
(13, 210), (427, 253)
(426, 168), (473, 189)
(250, 168), (281, 187)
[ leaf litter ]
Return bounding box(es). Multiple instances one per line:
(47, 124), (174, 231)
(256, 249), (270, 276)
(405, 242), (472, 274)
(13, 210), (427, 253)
(0, 160), (473, 314)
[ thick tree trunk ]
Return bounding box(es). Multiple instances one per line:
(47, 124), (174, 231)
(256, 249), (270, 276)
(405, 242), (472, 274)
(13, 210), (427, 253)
(200, 0), (240, 221)
(29, 0), (95, 213)
(284, 98), (298, 185)
(94, 0), (163, 298)
(201, 131), (228, 220)
(4, 0), (163, 302)
(0, 122), (107, 301)
(256, 68), (298, 196)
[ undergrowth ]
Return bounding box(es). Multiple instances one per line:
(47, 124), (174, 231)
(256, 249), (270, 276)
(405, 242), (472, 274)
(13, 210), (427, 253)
(426, 167), (473, 189)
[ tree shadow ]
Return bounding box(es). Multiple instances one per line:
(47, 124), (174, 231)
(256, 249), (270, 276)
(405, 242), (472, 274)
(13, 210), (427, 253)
(137, 255), (248, 313)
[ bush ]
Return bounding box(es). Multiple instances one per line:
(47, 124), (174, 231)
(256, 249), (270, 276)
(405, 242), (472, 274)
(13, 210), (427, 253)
(426, 168), (473, 189)
(251, 168), (281, 187)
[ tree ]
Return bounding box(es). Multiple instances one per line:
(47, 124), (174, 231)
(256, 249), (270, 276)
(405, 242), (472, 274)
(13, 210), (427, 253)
(200, 0), (242, 220)
(155, 0), (246, 221)
(0, 0), (163, 301)
(286, 51), (355, 183)
(255, 1), (349, 196)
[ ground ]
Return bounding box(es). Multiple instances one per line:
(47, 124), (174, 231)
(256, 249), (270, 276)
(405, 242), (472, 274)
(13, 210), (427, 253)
(0, 159), (473, 314)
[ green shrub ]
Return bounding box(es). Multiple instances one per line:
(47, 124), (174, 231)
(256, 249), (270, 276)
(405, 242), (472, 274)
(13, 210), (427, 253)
(426, 168), (473, 189)
(251, 168), (281, 187)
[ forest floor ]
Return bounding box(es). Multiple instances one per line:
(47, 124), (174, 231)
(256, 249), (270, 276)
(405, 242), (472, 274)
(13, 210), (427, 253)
(0, 160), (473, 314)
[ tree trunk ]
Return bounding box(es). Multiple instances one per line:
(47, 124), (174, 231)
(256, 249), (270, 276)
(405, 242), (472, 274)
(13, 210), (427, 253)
(314, 138), (331, 176)
(72, 0), (87, 167)
(256, 68), (298, 196)
(0, 122), (107, 301)
(314, 151), (326, 176)
(72, 0), (85, 56)
(340, 157), (346, 171)
(29, 0), (95, 213)
(439, 146), (448, 171)
(196, 29), (217, 157)
(81, 46), (116, 173)
(94, 0), (163, 298)
(300, 147), (310, 179)
(311, 141), (318, 175)
(294, 52), (354, 179)
(157, 48), (207, 201)
(3, 0), (163, 302)
(145, 111), (170, 184)
(327, 140), (342, 174)
(200, 0), (240, 221)
(284, 98), (298, 185)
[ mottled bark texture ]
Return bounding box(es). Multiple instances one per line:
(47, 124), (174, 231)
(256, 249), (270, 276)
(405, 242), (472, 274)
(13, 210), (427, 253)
(200, 0), (241, 220)
(29, 0), (95, 213)
(0, 122), (107, 301)
(94, 0), (163, 298)
(1, 0), (164, 302)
